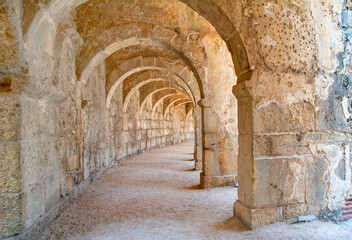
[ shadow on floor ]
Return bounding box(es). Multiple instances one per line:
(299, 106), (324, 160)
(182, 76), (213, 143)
(182, 168), (195, 171)
(180, 184), (202, 190)
(185, 158), (194, 161)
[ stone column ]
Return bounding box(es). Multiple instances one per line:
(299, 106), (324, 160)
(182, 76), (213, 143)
(199, 99), (236, 188)
(233, 77), (351, 228)
(193, 106), (202, 170)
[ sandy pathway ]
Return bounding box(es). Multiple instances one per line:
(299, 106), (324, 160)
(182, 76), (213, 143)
(39, 142), (352, 240)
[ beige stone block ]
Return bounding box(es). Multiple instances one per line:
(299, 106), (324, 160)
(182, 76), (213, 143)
(21, 140), (56, 187)
(238, 134), (253, 158)
(304, 154), (330, 205)
(253, 157), (305, 207)
(22, 183), (46, 229)
(204, 133), (218, 149)
(218, 133), (237, 149)
(120, 131), (130, 144)
(283, 204), (308, 219)
(218, 150), (236, 175)
(136, 130), (141, 140)
(200, 173), (235, 188)
(203, 108), (219, 132)
(45, 171), (60, 212)
(0, 143), (20, 193)
(0, 96), (20, 142)
(234, 200), (283, 229)
(0, 7), (19, 70)
(253, 134), (309, 157)
(0, 194), (22, 238)
(21, 97), (55, 140)
(203, 150), (218, 175)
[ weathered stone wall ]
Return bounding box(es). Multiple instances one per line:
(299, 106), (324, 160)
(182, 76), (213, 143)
(225, 0), (352, 228)
(0, 1), (194, 238)
(18, 19), (195, 238)
(3, 0), (352, 237)
(0, 1), (23, 238)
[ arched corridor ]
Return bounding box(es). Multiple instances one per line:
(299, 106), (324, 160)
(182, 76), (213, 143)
(38, 143), (352, 240)
(1, 0), (352, 239)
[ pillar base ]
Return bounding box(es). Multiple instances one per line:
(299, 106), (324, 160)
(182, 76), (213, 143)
(195, 161), (202, 171)
(233, 200), (283, 229)
(200, 173), (236, 188)
(233, 200), (321, 229)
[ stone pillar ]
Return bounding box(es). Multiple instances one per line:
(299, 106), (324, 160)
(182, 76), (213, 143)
(232, 81), (258, 228)
(233, 76), (352, 228)
(193, 107), (202, 170)
(233, 77), (314, 228)
(199, 99), (236, 188)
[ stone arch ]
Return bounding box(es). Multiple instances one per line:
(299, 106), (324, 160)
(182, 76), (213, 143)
(106, 66), (197, 109)
(123, 78), (196, 113)
(26, 0), (251, 84)
(151, 93), (189, 119)
(26, 0), (242, 192)
(179, 0), (252, 82)
(79, 38), (204, 99)
(139, 87), (189, 115)
(164, 99), (192, 118)
(22, 0), (255, 233)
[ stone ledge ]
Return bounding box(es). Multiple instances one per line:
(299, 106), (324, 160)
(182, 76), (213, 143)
(200, 173), (236, 188)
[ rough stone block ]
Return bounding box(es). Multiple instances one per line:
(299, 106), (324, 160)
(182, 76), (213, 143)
(0, 96), (20, 142)
(203, 150), (218, 175)
(204, 108), (219, 132)
(200, 173), (235, 188)
(306, 143), (351, 209)
(21, 97), (55, 141)
(0, 143), (20, 193)
(45, 171), (60, 213)
(218, 150), (236, 175)
(234, 200), (283, 229)
(21, 140), (56, 187)
(253, 157), (305, 207)
(0, 195), (22, 238)
(22, 183), (46, 229)
(253, 134), (309, 157)
(204, 133), (219, 149)
(283, 204), (308, 219)
(120, 131), (130, 144)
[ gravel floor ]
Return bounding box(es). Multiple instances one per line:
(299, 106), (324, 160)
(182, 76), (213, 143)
(39, 142), (352, 240)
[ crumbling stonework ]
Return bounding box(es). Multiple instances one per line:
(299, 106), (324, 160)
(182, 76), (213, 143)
(0, 0), (352, 239)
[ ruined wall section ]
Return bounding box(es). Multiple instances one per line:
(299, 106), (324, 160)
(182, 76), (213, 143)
(4, 7), (195, 239)
(220, 0), (352, 225)
(0, 2), (23, 238)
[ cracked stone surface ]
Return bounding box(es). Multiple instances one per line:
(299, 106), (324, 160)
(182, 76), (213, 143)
(38, 142), (352, 240)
